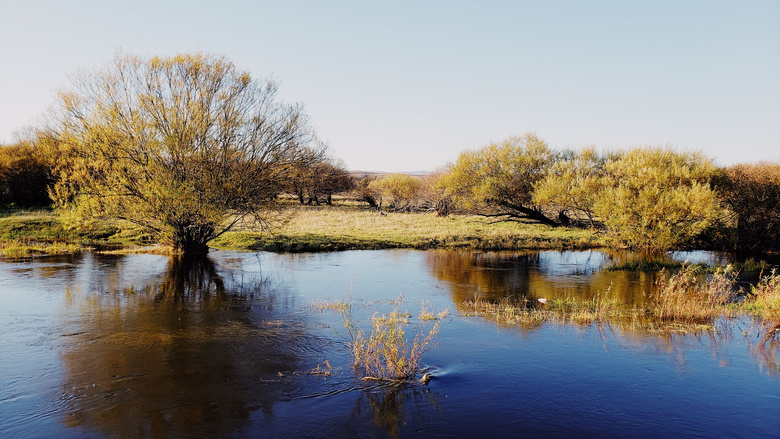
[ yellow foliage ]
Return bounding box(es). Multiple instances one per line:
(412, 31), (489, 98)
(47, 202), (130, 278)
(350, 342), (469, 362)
(437, 133), (557, 224)
(532, 147), (605, 226)
(48, 52), (322, 254)
(368, 173), (423, 210)
(595, 147), (721, 250)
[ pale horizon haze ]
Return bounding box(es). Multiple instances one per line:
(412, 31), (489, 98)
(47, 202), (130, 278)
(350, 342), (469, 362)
(1, 0), (778, 172)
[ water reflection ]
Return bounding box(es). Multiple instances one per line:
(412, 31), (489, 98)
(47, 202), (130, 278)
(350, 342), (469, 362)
(425, 250), (661, 307)
(347, 386), (441, 439)
(59, 255), (312, 437)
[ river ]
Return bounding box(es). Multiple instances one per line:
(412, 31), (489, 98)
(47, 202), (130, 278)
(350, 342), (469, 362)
(1, 249), (778, 437)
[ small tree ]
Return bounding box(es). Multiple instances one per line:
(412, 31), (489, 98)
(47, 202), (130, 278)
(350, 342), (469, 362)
(437, 134), (560, 226)
(368, 173), (424, 211)
(353, 174), (381, 208)
(48, 52), (324, 254)
(0, 137), (56, 207)
(532, 147), (607, 227)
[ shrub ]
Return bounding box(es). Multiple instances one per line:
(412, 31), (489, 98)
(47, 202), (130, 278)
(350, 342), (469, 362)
(437, 134), (561, 226)
(0, 140), (54, 207)
(532, 147), (607, 227)
(368, 173), (424, 211)
(718, 162), (780, 252)
(595, 147), (721, 250)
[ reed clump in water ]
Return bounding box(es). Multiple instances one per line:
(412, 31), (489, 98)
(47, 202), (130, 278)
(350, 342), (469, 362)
(309, 297), (353, 312)
(461, 287), (630, 328)
(344, 296), (447, 382)
(742, 269), (780, 342)
(653, 265), (739, 324)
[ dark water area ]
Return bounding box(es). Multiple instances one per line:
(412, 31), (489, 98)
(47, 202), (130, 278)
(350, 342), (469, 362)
(1, 249), (778, 438)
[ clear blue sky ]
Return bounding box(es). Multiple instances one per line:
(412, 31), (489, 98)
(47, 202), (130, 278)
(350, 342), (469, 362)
(1, 0), (778, 171)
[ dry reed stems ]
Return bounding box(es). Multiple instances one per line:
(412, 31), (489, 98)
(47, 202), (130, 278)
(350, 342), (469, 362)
(343, 297), (446, 381)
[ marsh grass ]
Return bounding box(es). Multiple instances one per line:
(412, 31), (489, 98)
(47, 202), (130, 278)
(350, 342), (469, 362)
(309, 297), (353, 312)
(607, 258), (778, 274)
(653, 265), (739, 324)
(742, 269), (780, 342)
(461, 287), (632, 328)
(0, 238), (84, 258)
(459, 265), (776, 337)
(607, 260), (707, 272)
(343, 296), (446, 382)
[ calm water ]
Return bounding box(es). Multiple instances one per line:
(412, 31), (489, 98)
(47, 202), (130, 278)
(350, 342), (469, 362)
(1, 249), (778, 438)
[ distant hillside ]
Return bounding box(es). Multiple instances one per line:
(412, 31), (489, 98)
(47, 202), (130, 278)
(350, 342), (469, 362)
(349, 170), (432, 178)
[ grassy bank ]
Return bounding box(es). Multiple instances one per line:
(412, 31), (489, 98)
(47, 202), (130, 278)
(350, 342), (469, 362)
(211, 203), (605, 252)
(0, 208), (151, 258)
(1, 203), (605, 257)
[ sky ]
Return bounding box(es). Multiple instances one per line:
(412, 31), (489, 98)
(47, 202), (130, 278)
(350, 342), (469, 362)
(1, 0), (778, 171)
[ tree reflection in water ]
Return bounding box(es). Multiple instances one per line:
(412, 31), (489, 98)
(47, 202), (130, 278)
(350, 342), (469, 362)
(425, 249), (780, 373)
(424, 249), (663, 309)
(346, 385), (441, 439)
(59, 255), (308, 438)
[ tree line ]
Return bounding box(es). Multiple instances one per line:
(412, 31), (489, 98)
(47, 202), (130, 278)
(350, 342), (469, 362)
(437, 134), (780, 253)
(1, 52), (778, 254)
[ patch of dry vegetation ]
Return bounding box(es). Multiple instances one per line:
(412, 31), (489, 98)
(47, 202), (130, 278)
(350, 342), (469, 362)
(325, 296), (449, 382)
(212, 202), (603, 252)
(653, 265), (738, 323)
(742, 269), (780, 342)
(460, 288), (644, 330)
(0, 238), (84, 258)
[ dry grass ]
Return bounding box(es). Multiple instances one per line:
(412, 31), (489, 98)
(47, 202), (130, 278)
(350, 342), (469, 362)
(742, 269), (780, 342)
(2, 202), (603, 254)
(211, 203), (604, 252)
(653, 265), (739, 324)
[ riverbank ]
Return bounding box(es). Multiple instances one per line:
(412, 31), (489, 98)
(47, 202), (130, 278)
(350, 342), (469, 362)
(0, 208), (151, 258)
(211, 204), (605, 252)
(1, 204), (607, 257)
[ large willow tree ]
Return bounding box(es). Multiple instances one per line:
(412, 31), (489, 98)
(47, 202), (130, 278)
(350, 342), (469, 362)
(49, 53), (324, 254)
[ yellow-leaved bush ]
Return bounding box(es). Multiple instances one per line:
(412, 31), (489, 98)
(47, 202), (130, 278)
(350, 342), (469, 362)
(436, 134), (558, 226)
(594, 147), (722, 250)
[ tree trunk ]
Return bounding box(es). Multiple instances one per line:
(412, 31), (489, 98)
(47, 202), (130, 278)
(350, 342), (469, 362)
(500, 202), (560, 227)
(170, 219), (214, 255)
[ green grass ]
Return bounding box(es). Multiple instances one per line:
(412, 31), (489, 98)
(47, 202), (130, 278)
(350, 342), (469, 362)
(0, 208), (153, 258)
